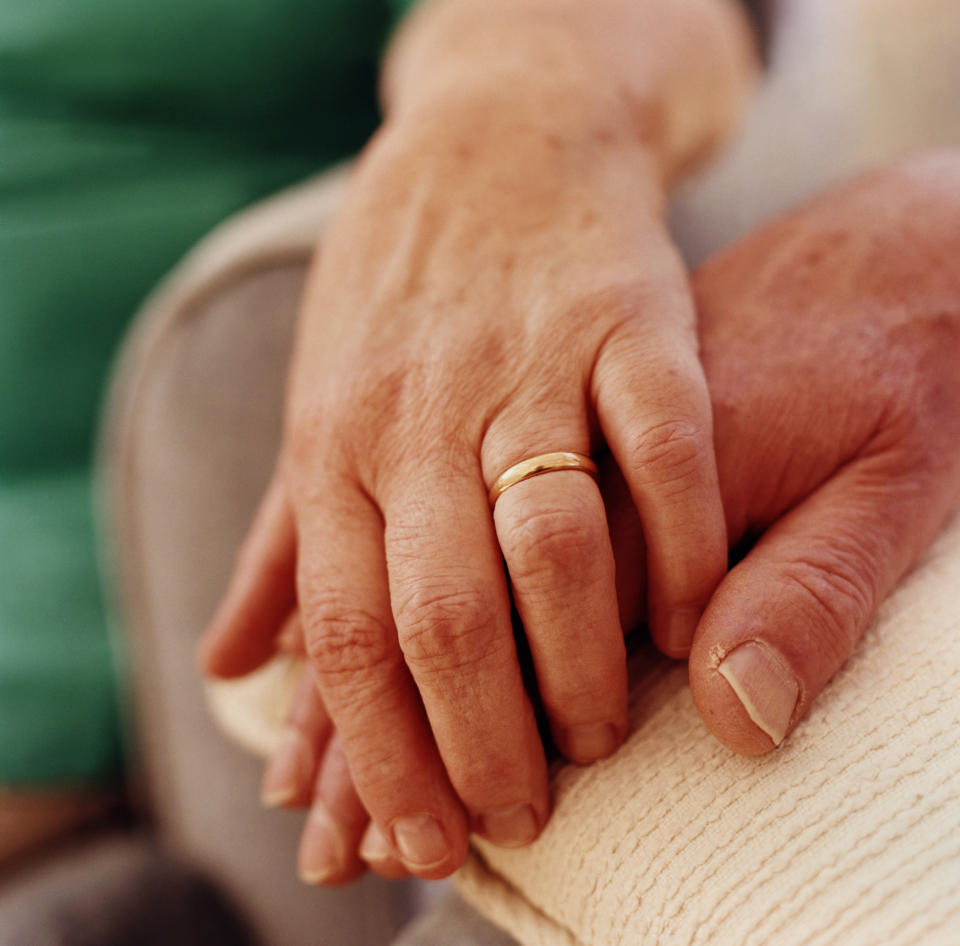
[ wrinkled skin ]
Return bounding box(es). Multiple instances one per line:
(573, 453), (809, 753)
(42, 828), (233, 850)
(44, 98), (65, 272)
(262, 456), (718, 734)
(198, 0), (758, 880)
(251, 151), (960, 884)
(687, 152), (960, 752)
(200, 104), (730, 877)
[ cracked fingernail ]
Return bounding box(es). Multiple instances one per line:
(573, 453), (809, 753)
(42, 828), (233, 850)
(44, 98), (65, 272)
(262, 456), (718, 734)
(718, 641), (800, 746)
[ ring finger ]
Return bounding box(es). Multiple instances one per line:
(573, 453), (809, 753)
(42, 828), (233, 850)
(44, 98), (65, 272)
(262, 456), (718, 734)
(484, 416), (630, 765)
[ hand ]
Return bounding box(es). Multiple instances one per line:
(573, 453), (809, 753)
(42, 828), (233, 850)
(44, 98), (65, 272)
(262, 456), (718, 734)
(199, 94), (728, 877)
(252, 149), (960, 885)
(677, 150), (960, 753)
(198, 0), (755, 880)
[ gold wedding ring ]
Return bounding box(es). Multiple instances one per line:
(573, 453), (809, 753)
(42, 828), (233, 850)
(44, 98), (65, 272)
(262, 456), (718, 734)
(489, 452), (598, 507)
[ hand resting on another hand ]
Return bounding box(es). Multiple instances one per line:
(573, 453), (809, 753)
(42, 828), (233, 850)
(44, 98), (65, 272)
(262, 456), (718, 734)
(236, 149), (960, 884)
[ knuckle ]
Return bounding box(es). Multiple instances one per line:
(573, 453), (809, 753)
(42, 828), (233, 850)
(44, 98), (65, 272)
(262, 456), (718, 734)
(287, 366), (409, 475)
(571, 279), (690, 337)
(395, 585), (503, 676)
(303, 592), (395, 683)
(501, 506), (603, 585)
(627, 419), (709, 491)
(343, 732), (410, 791)
(453, 752), (526, 807)
(877, 310), (960, 424)
(778, 548), (876, 661)
(286, 402), (330, 469)
(342, 363), (414, 441)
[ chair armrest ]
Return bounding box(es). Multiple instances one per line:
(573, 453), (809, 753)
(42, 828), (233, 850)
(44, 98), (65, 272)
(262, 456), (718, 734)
(97, 167), (415, 946)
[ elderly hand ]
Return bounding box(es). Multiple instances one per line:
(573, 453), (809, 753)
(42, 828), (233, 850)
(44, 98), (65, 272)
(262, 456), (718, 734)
(195, 0), (759, 876)
(683, 150), (960, 753)
(200, 113), (726, 874)
(605, 149), (960, 755)
(258, 150), (960, 885)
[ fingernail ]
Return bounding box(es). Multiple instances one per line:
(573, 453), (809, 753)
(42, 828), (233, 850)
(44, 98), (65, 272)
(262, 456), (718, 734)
(479, 804), (539, 848)
(664, 607), (699, 657)
(359, 823), (393, 864)
(260, 729), (312, 808)
(298, 802), (344, 884)
(718, 641), (800, 746)
(559, 723), (620, 763)
(391, 814), (449, 869)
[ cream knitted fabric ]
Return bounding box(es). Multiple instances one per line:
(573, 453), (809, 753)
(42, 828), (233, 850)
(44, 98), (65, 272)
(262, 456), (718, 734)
(454, 510), (960, 946)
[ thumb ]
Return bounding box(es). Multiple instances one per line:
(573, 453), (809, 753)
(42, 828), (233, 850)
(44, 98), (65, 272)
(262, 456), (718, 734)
(197, 469), (298, 678)
(689, 451), (951, 755)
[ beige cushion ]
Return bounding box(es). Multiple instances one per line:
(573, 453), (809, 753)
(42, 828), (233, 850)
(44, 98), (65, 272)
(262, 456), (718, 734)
(216, 510), (960, 945)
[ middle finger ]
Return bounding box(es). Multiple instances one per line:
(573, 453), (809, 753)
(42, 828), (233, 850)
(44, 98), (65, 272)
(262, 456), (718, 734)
(382, 462), (550, 850)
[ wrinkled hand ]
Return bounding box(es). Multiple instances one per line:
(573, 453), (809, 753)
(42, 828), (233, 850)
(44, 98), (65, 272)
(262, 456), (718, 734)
(684, 151), (960, 753)
(257, 149), (960, 885)
(199, 99), (728, 878)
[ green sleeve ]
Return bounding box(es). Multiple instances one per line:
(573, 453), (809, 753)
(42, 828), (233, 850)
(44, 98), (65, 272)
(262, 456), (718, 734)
(0, 0), (393, 789)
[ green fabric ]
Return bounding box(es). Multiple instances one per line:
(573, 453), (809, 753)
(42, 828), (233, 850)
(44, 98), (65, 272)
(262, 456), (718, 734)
(0, 471), (122, 784)
(0, 0), (411, 786)
(389, 0), (422, 16)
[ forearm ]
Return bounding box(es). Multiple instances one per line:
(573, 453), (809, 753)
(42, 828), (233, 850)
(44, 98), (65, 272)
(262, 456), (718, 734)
(382, 0), (758, 185)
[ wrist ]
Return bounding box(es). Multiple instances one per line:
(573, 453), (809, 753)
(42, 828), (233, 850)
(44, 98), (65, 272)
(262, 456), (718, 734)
(383, 0), (757, 187)
(380, 76), (667, 202)
(384, 8), (677, 184)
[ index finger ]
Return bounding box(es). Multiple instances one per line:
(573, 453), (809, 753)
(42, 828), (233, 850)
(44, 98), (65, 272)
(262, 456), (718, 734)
(593, 323), (727, 657)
